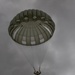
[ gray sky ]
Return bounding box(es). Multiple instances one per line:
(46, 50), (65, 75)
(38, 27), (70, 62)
(0, 0), (75, 75)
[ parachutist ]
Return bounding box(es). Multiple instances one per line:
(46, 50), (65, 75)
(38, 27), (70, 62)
(33, 67), (41, 75)
(34, 71), (41, 75)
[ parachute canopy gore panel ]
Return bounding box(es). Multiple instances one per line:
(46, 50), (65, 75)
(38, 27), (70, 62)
(8, 9), (55, 46)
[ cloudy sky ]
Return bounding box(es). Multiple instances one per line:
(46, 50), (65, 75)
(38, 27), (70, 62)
(0, 0), (75, 75)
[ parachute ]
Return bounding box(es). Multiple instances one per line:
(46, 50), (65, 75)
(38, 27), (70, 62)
(8, 9), (55, 46)
(8, 9), (55, 72)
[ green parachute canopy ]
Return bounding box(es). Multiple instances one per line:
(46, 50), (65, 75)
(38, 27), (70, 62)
(8, 9), (55, 46)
